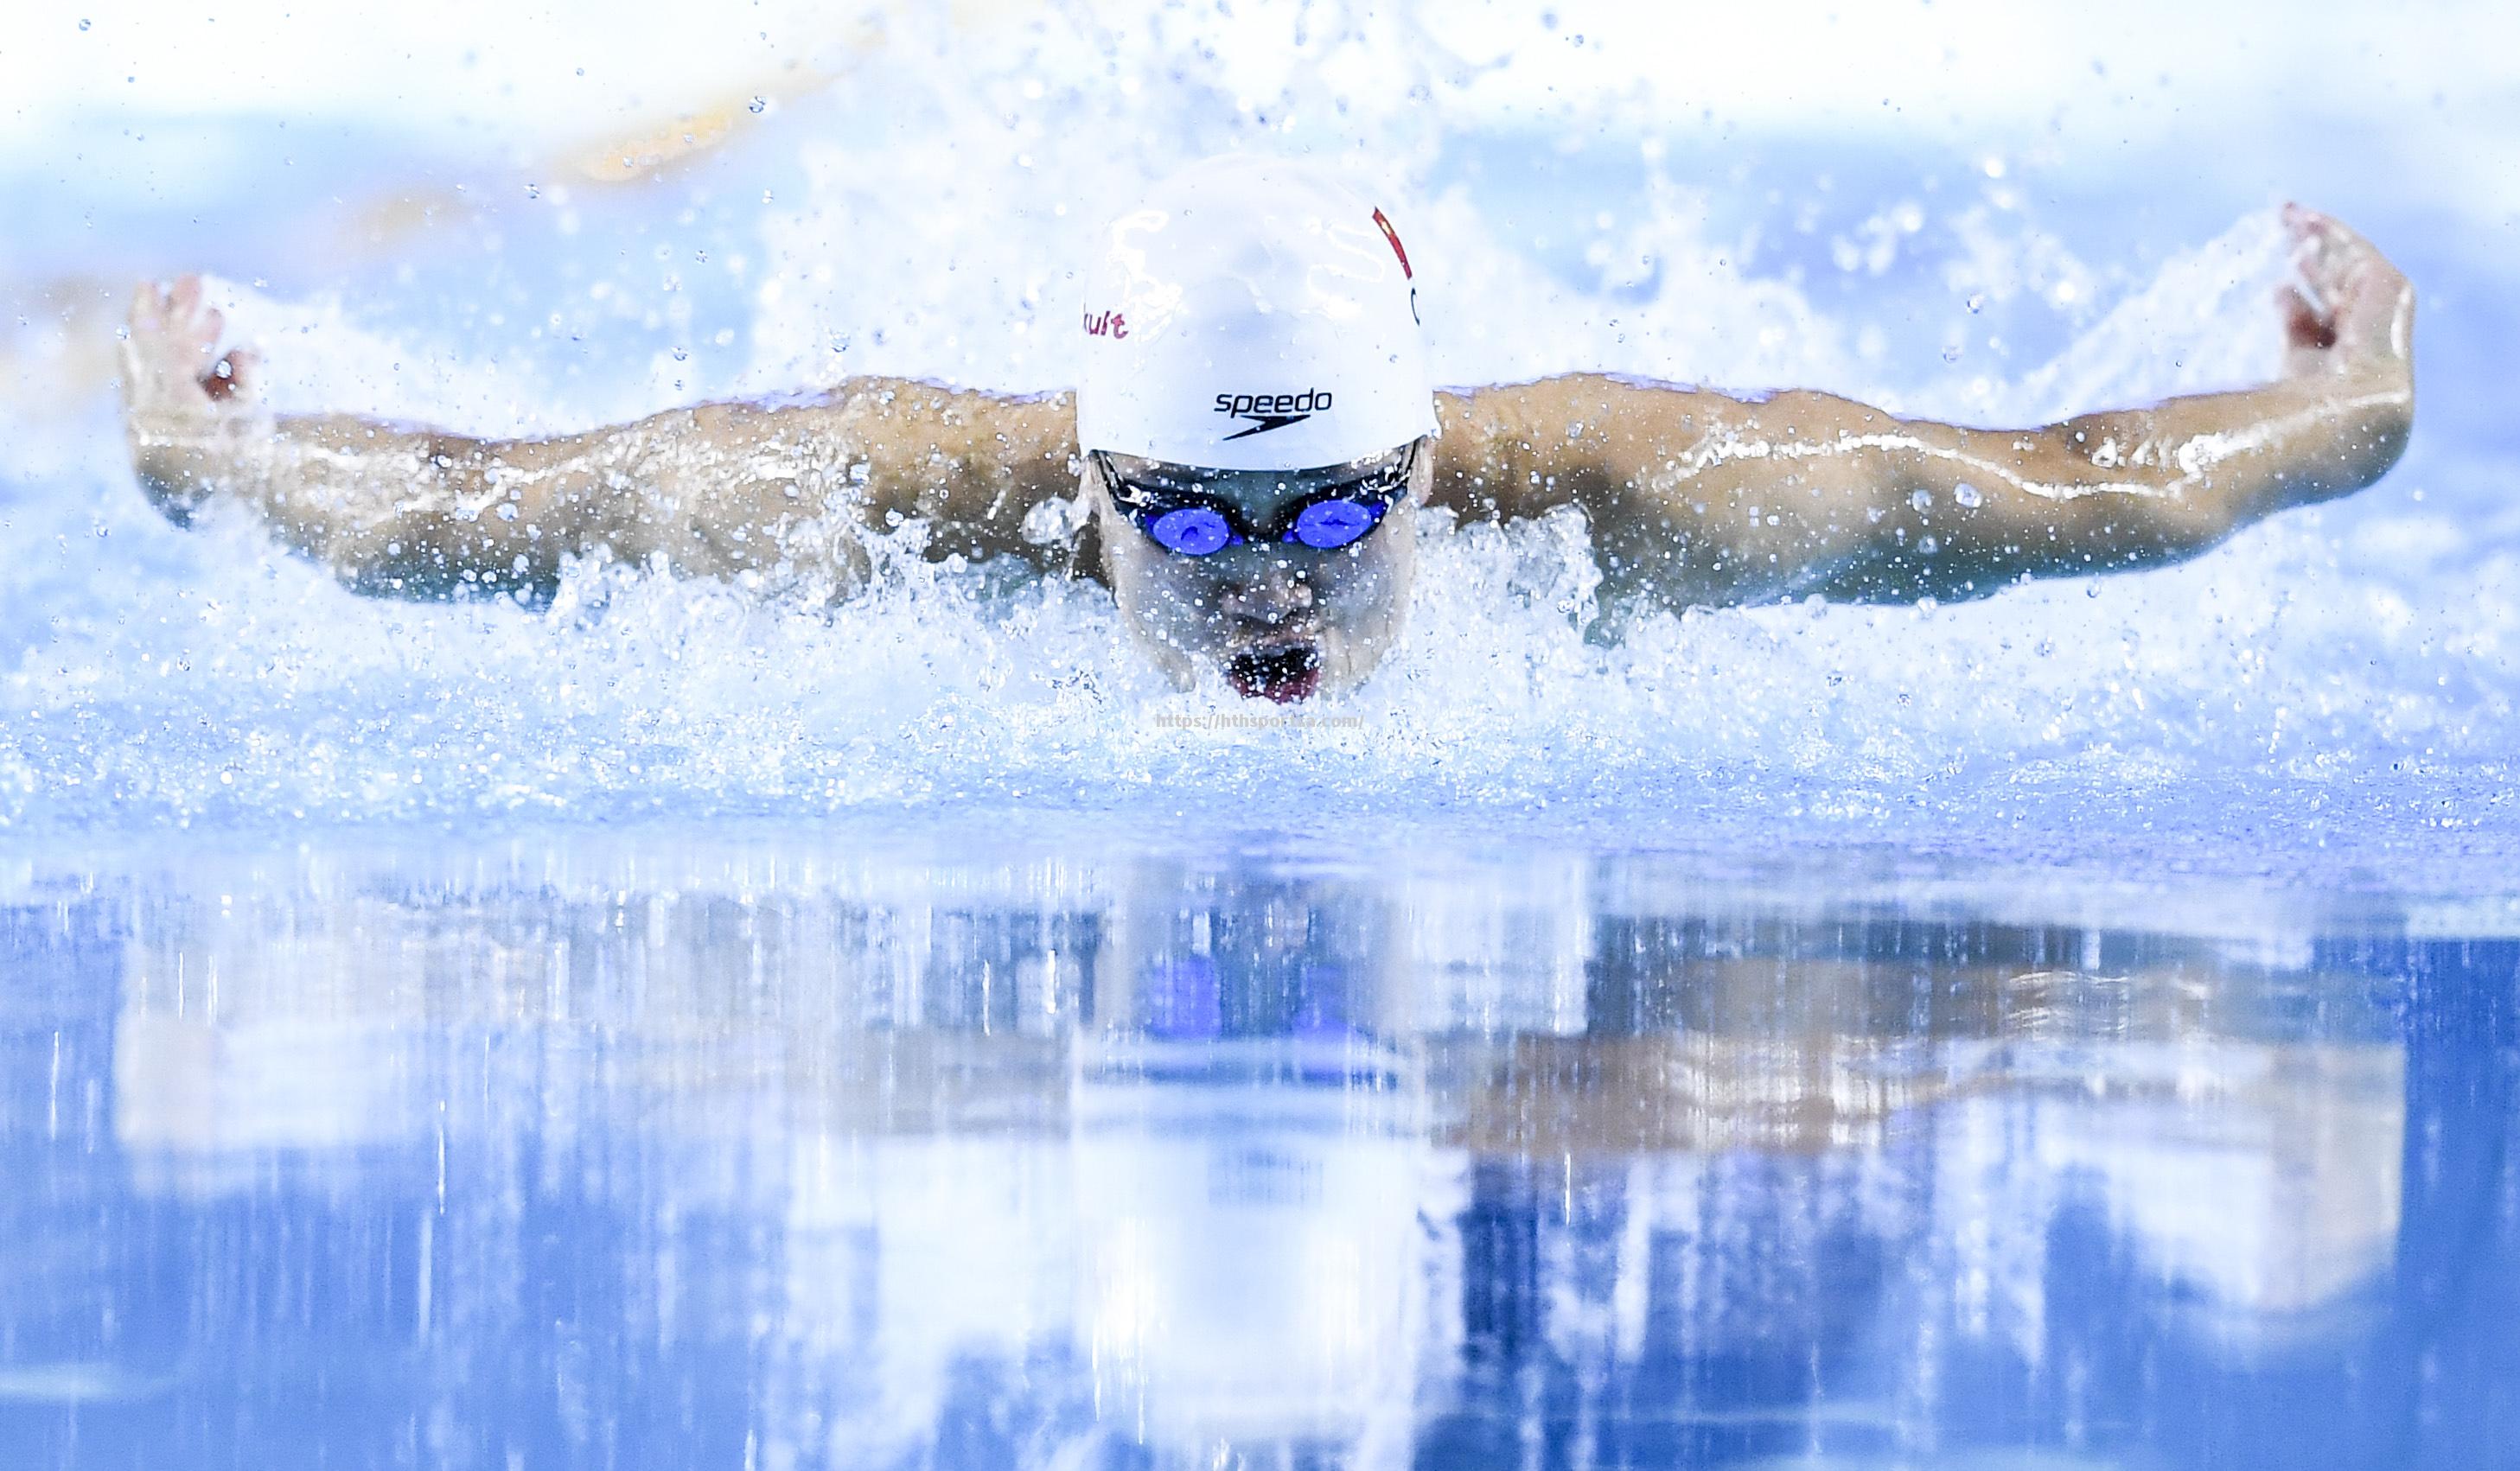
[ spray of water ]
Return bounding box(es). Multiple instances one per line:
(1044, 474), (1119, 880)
(0, 1), (2510, 868)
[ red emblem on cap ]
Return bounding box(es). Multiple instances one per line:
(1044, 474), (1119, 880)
(1372, 207), (1412, 280)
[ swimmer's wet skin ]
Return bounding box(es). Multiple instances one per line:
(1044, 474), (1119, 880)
(122, 161), (2414, 704)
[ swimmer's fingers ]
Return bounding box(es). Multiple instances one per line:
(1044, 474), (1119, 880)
(122, 283), (165, 396)
(170, 276), (224, 353)
(129, 276), (213, 347)
(121, 280), (193, 410)
(121, 274), (255, 414)
(127, 280), (164, 333)
(2277, 283), (2337, 354)
(2278, 277), (2364, 380)
(2279, 205), (2413, 374)
(2282, 201), (2354, 251)
(2332, 244), (2414, 366)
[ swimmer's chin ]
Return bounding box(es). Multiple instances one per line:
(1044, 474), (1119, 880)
(1226, 640), (1324, 704)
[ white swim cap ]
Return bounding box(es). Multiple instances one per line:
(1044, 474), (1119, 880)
(1077, 156), (1435, 472)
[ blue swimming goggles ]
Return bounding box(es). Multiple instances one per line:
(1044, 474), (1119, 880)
(1094, 439), (1419, 557)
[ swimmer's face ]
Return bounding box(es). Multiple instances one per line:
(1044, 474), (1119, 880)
(1088, 447), (1430, 703)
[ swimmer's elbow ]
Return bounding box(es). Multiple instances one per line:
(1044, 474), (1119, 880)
(131, 460), (204, 528)
(126, 431), (221, 528)
(2281, 386), (2414, 511)
(2360, 395), (2414, 487)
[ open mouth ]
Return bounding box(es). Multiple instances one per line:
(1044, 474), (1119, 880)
(1226, 641), (1323, 703)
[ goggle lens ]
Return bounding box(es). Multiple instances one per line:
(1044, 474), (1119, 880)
(1289, 498), (1381, 550)
(1098, 441), (1419, 559)
(1149, 506), (1237, 555)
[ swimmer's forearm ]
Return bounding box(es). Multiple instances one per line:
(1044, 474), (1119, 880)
(1858, 371), (2414, 593)
(2057, 376), (2414, 517)
(130, 411), (596, 598)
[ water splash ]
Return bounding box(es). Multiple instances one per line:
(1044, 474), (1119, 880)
(0, 1), (2512, 872)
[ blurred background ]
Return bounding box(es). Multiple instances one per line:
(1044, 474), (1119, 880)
(7, 0), (2515, 423)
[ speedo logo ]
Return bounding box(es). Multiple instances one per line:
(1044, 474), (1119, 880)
(1215, 387), (1333, 441)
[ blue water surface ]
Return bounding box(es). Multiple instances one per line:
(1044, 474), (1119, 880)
(0, 827), (2514, 1468)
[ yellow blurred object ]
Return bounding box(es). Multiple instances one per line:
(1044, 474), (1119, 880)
(565, 17), (872, 184)
(571, 99), (751, 183)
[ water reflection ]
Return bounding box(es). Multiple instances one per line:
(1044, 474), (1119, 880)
(0, 839), (2510, 1468)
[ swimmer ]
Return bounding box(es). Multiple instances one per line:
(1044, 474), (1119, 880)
(120, 156), (2414, 703)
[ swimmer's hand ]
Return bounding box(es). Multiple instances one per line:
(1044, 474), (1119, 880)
(123, 275), (261, 417)
(2276, 205), (2414, 387)
(121, 275), (265, 525)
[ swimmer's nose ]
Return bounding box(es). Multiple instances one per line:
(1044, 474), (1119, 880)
(1219, 568), (1315, 626)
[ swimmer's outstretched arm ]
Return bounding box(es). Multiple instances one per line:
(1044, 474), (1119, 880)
(120, 277), (1080, 599)
(128, 208), (2408, 611)
(1431, 207), (2415, 604)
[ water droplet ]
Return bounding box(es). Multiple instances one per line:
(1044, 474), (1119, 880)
(78, 17), (92, 30)
(1953, 482), (1982, 508)
(1941, 344), (1962, 363)
(525, 182), (540, 200)
(750, 96), (768, 114)
(1910, 488), (1933, 513)
(1966, 293), (1985, 313)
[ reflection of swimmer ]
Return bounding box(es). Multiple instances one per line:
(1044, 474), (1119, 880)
(1071, 1063), (1420, 1454)
(1073, 867), (1419, 1458)
(120, 156), (2411, 702)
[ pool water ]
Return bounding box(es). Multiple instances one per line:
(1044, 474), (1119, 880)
(1, 828), (2513, 1468)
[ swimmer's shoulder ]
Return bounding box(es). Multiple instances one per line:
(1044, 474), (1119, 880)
(655, 386), (896, 462)
(678, 386), (854, 436)
(1438, 371), (1769, 432)
(680, 379), (1075, 432)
